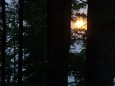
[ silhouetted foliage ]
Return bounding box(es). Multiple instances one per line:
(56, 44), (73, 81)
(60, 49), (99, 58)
(0, 0), (88, 86)
(69, 0), (87, 86)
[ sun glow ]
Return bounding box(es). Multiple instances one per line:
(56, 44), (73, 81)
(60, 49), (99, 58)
(71, 17), (87, 30)
(75, 20), (85, 28)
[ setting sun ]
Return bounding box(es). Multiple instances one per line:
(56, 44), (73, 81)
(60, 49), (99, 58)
(75, 20), (85, 28)
(71, 17), (87, 30)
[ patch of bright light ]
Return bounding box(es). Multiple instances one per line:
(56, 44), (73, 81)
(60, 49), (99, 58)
(71, 16), (87, 30)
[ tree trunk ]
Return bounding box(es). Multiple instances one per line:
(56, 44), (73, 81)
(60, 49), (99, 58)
(87, 0), (115, 86)
(18, 0), (23, 86)
(47, 0), (71, 86)
(1, 0), (6, 86)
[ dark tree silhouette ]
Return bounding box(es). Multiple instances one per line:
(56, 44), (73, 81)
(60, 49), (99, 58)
(48, 0), (71, 86)
(18, 0), (23, 86)
(87, 0), (115, 86)
(1, 0), (6, 86)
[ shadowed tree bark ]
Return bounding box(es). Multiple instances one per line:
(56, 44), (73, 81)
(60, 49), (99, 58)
(48, 0), (71, 86)
(87, 0), (115, 86)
